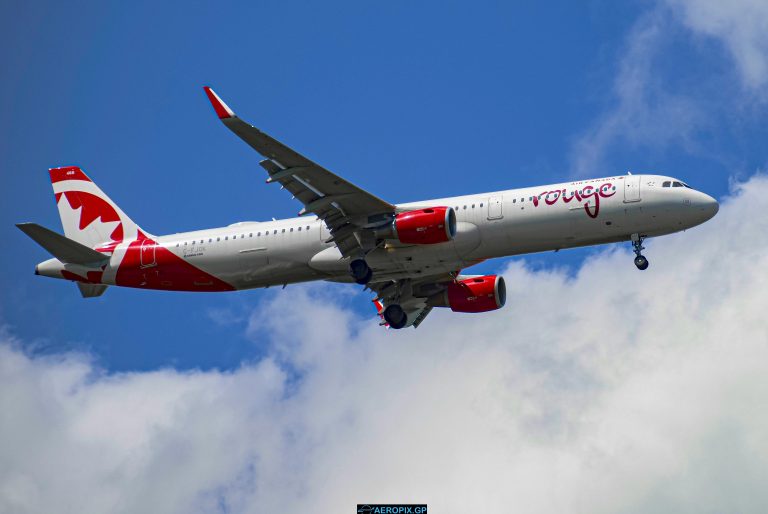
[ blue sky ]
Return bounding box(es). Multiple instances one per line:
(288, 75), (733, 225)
(3, 2), (768, 513)
(1, 0), (765, 373)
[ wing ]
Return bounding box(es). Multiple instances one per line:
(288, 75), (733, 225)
(374, 301), (434, 329)
(369, 271), (457, 329)
(203, 87), (395, 257)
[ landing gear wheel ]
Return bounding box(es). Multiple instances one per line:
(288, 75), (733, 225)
(383, 304), (407, 329)
(630, 233), (649, 271)
(350, 259), (372, 285)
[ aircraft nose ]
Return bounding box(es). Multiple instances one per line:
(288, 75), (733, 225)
(692, 191), (719, 221)
(702, 193), (719, 217)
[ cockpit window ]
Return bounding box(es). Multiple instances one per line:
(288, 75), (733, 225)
(662, 181), (671, 187)
(672, 181), (683, 187)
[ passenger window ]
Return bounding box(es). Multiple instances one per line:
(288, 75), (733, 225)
(480, 203), (483, 207)
(225, 236), (228, 240)
(306, 226), (310, 230)
(463, 205), (466, 210)
(298, 227), (302, 231)
(217, 237), (220, 242)
(290, 228), (294, 232)
(274, 230), (277, 234)
(249, 233), (253, 238)
(176, 243), (179, 247)
(513, 199), (516, 203)
(471, 204), (475, 208)
(184, 242), (187, 245)
(282, 229), (285, 233)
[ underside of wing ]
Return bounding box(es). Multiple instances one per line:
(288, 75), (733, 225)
(369, 271), (507, 329)
(203, 87), (395, 257)
(369, 271), (457, 329)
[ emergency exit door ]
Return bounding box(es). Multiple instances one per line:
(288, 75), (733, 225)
(487, 196), (503, 219)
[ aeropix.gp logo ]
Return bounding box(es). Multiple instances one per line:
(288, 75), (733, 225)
(531, 181), (617, 218)
(357, 505), (427, 513)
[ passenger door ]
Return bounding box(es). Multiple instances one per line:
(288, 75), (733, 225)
(140, 238), (156, 268)
(624, 175), (641, 203)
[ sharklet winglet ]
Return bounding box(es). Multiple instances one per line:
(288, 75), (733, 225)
(203, 87), (236, 119)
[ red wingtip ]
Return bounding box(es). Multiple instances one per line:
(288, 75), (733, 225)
(203, 86), (235, 119)
(49, 166), (91, 184)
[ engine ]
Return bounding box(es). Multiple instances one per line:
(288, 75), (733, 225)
(377, 206), (456, 245)
(428, 275), (506, 313)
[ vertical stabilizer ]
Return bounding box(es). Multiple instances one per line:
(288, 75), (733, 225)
(49, 166), (149, 249)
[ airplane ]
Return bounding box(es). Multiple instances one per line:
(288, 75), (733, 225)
(16, 87), (719, 329)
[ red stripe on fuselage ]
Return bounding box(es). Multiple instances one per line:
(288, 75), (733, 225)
(115, 234), (235, 292)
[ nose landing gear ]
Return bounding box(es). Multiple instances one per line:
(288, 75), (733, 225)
(631, 233), (649, 270)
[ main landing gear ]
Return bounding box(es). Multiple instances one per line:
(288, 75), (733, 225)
(631, 233), (649, 271)
(383, 304), (407, 329)
(350, 258), (373, 285)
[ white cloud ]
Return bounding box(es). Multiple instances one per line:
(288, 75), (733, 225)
(571, 1), (768, 177)
(570, 11), (706, 177)
(665, 0), (768, 92)
(2, 175), (768, 513)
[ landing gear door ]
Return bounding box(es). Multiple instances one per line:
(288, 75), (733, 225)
(624, 175), (641, 203)
(488, 195), (503, 220)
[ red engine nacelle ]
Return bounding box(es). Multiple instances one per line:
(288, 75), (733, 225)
(392, 206), (457, 245)
(429, 275), (506, 313)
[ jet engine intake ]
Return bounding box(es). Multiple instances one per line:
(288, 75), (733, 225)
(428, 275), (506, 313)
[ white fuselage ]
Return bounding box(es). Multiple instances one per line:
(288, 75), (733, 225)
(79, 173), (714, 290)
(35, 173), (719, 291)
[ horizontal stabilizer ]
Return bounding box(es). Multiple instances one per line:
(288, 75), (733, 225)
(16, 223), (109, 265)
(77, 283), (109, 298)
